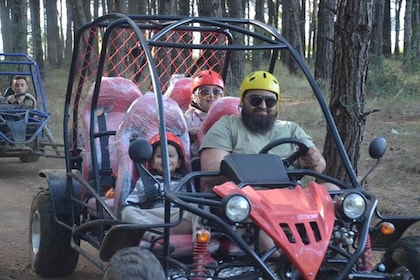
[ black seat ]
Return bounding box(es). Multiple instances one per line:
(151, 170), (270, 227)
(220, 153), (293, 188)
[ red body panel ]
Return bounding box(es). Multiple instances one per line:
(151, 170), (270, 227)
(213, 181), (335, 280)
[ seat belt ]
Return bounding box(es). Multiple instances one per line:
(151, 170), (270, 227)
(96, 110), (115, 192)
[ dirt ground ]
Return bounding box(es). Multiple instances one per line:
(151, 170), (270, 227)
(0, 156), (102, 280)
(0, 96), (418, 280)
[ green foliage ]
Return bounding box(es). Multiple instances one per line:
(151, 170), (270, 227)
(367, 56), (419, 98)
(0, 65), (13, 88)
(43, 66), (68, 95)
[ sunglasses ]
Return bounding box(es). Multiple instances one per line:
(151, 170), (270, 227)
(197, 87), (224, 97)
(247, 95), (277, 108)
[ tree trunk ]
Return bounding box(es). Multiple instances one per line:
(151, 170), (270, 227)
(411, 1), (420, 60)
(226, 0), (245, 91)
(196, 0), (224, 75)
(371, 1), (384, 56)
(267, 0), (278, 28)
(307, 1), (316, 61)
(252, 0), (265, 71)
(29, 0), (44, 75)
(282, 0), (303, 74)
(139, 0), (147, 14)
(128, 0), (147, 14)
(299, 0), (306, 58)
(403, 0), (413, 68)
(323, 0), (373, 183)
(93, 0), (99, 19)
(0, 1), (12, 53)
(65, 0), (73, 62)
(198, 0), (223, 17)
(158, 0), (170, 15)
(179, 0), (190, 15)
(394, 0), (403, 55)
(71, 0), (89, 32)
(107, 0), (127, 13)
(314, 0), (336, 86)
(383, 0), (392, 56)
(45, 0), (63, 67)
(11, 0), (28, 53)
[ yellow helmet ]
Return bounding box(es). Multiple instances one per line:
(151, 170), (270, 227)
(239, 71), (280, 100)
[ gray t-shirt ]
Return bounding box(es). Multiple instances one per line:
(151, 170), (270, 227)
(199, 115), (314, 159)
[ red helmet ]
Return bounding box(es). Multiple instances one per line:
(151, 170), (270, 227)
(191, 70), (224, 93)
(148, 132), (188, 173)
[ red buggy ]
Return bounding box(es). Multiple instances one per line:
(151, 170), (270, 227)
(29, 14), (420, 279)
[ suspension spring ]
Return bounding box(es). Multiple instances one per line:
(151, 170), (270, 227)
(359, 233), (373, 271)
(191, 238), (208, 279)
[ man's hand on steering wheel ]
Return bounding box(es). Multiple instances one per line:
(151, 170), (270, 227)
(298, 146), (326, 173)
(259, 137), (310, 168)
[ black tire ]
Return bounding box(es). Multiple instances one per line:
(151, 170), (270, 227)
(103, 247), (166, 280)
(382, 236), (420, 279)
(20, 153), (40, 163)
(29, 190), (79, 278)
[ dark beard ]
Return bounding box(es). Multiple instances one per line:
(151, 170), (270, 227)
(241, 110), (277, 134)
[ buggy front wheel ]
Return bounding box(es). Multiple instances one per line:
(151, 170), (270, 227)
(103, 247), (165, 280)
(29, 190), (79, 277)
(382, 236), (420, 279)
(20, 153), (40, 163)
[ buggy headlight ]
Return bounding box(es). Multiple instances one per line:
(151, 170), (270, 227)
(223, 195), (251, 223)
(338, 192), (366, 220)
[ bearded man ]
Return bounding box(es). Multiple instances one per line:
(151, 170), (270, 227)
(199, 70), (326, 186)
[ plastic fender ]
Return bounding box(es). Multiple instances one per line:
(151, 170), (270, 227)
(214, 181), (335, 280)
(39, 169), (83, 217)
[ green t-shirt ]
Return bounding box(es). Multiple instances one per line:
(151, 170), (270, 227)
(199, 115), (314, 159)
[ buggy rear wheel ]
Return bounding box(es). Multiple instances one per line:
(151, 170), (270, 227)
(19, 153), (40, 163)
(382, 236), (420, 279)
(103, 247), (165, 280)
(29, 190), (79, 277)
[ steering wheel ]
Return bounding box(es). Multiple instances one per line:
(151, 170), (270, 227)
(259, 137), (310, 168)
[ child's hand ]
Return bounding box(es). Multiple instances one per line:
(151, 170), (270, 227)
(189, 127), (200, 142)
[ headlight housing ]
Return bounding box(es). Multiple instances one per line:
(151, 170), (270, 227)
(223, 194), (251, 223)
(336, 192), (366, 220)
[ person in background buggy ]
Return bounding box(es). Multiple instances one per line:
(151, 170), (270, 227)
(3, 75), (37, 109)
(184, 70), (225, 158)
